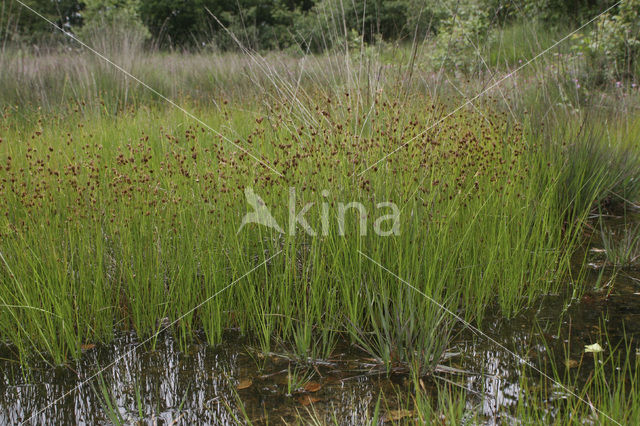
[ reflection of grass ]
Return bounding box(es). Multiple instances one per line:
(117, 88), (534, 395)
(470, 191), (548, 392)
(93, 373), (191, 425)
(601, 223), (640, 268)
(401, 378), (472, 424)
(296, 377), (472, 424)
(294, 332), (639, 424)
(93, 373), (125, 425)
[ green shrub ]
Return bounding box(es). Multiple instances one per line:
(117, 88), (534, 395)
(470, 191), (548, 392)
(78, 0), (150, 54)
(520, 0), (617, 23)
(431, 1), (490, 74)
(577, 0), (640, 80)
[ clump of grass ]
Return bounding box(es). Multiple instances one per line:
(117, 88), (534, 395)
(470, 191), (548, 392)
(512, 332), (640, 424)
(285, 365), (315, 396)
(483, 21), (573, 70)
(0, 86), (638, 372)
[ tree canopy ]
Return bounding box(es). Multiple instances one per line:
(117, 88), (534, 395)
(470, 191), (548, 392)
(0, 0), (624, 50)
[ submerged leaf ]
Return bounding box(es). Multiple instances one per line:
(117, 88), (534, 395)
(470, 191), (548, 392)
(383, 409), (413, 422)
(565, 359), (579, 368)
(304, 381), (322, 393)
(296, 395), (321, 406)
(237, 378), (253, 390)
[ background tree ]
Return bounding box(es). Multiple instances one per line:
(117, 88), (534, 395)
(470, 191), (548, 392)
(1, 0), (83, 43)
(78, 0), (148, 53)
(136, 0), (313, 50)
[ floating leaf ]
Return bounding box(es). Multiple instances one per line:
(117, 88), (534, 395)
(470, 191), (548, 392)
(304, 381), (322, 393)
(81, 343), (96, 351)
(237, 378), (253, 390)
(585, 343), (604, 353)
(383, 409), (413, 422)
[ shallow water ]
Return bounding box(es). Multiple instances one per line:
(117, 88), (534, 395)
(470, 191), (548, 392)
(0, 332), (397, 424)
(1, 218), (639, 425)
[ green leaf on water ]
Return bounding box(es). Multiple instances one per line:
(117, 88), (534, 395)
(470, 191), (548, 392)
(585, 343), (604, 353)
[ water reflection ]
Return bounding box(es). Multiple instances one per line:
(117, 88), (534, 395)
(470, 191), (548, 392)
(0, 333), (383, 424)
(1, 244), (639, 423)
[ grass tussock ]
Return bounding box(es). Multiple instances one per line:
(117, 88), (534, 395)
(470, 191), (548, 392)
(1, 80), (639, 371)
